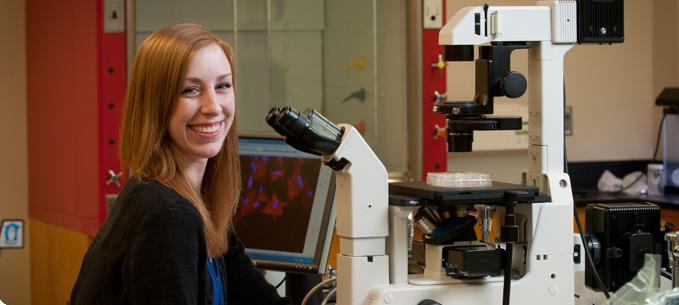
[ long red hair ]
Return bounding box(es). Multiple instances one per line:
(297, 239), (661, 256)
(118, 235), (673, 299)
(120, 23), (241, 256)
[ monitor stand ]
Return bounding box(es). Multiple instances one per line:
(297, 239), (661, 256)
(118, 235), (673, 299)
(286, 272), (323, 305)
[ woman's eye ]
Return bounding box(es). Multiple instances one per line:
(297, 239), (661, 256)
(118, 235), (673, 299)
(216, 82), (232, 90)
(181, 87), (199, 95)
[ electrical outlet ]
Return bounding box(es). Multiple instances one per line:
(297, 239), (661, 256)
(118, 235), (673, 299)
(104, 0), (125, 33)
(565, 106), (573, 136)
(423, 0), (443, 29)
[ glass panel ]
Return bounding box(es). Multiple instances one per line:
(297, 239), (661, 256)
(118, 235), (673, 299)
(234, 0), (377, 148)
(132, 0), (406, 171)
(135, 0), (235, 49)
(320, 0), (377, 147)
(233, 0), (270, 131)
(269, 0), (325, 114)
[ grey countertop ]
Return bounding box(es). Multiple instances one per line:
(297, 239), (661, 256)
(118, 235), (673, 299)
(573, 190), (679, 207)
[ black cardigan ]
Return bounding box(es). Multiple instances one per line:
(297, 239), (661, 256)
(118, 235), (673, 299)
(70, 178), (289, 305)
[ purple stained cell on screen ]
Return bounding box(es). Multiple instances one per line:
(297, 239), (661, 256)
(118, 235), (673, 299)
(307, 190), (313, 198)
(254, 201), (260, 208)
(262, 156), (268, 161)
(242, 197), (249, 206)
(273, 198), (279, 209)
(250, 162), (256, 172)
(258, 185), (264, 193)
(297, 175), (304, 188)
(272, 170), (283, 178)
(247, 175), (253, 188)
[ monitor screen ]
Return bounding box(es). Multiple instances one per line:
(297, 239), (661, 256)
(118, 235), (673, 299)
(234, 135), (335, 273)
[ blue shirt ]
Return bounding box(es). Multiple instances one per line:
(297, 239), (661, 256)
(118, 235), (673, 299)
(207, 256), (225, 305)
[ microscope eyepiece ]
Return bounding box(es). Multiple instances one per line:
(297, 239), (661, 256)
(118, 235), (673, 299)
(265, 106), (280, 126)
(276, 106), (310, 135)
(266, 106), (289, 136)
(265, 106), (344, 156)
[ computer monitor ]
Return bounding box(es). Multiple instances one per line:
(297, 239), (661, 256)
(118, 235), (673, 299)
(234, 134), (335, 274)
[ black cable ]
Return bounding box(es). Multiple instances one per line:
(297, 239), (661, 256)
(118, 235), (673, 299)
(503, 242), (513, 305)
(274, 275), (287, 289)
(653, 113), (668, 161)
(574, 294), (596, 305)
(574, 208), (611, 298)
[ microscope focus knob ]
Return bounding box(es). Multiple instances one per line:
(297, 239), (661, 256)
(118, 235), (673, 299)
(501, 71), (527, 99)
(584, 234), (602, 266)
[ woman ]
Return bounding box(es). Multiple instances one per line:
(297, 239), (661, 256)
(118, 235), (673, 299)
(71, 23), (289, 305)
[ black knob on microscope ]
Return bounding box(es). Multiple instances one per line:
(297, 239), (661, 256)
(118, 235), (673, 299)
(501, 71), (527, 98)
(585, 234), (602, 266)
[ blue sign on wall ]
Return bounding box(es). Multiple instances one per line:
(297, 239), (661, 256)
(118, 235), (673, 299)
(0, 219), (24, 249)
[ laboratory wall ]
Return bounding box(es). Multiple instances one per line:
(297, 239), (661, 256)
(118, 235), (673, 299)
(565, 0), (653, 161)
(0, 0), (31, 304)
(652, 0), (679, 155)
(446, 0), (667, 183)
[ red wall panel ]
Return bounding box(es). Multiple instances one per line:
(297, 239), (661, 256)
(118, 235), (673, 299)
(27, 0), (100, 236)
(420, 1), (448, 180)
(27, 0), (125, 236)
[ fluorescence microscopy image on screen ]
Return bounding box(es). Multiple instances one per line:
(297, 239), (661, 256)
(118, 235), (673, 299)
(234, 155), (321, 253)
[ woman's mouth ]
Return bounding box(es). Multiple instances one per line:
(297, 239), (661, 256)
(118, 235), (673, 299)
(188, 121), (223, 134)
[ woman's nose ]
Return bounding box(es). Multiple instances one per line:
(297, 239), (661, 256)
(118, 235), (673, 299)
(200, 90), (221, 115)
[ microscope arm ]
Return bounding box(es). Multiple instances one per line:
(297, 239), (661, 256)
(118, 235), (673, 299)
(321, 124), (391, 305)
(266, 106), (391, 304)
(322, 124), (389, 246)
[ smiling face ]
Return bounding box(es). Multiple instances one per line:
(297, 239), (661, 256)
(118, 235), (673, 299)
(168, 43), (235, 166)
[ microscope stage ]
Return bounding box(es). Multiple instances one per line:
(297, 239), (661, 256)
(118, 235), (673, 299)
(389, 181), (550, 206)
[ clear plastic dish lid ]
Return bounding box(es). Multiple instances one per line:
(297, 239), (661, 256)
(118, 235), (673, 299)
(426, 172), (492, 188)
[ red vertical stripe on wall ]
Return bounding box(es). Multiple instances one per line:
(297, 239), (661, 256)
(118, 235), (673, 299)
(421, 1), (448, 180)
(98, 0), (127, 224)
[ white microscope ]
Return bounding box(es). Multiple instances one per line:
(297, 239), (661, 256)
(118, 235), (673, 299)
(266, 1), (623, 304)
